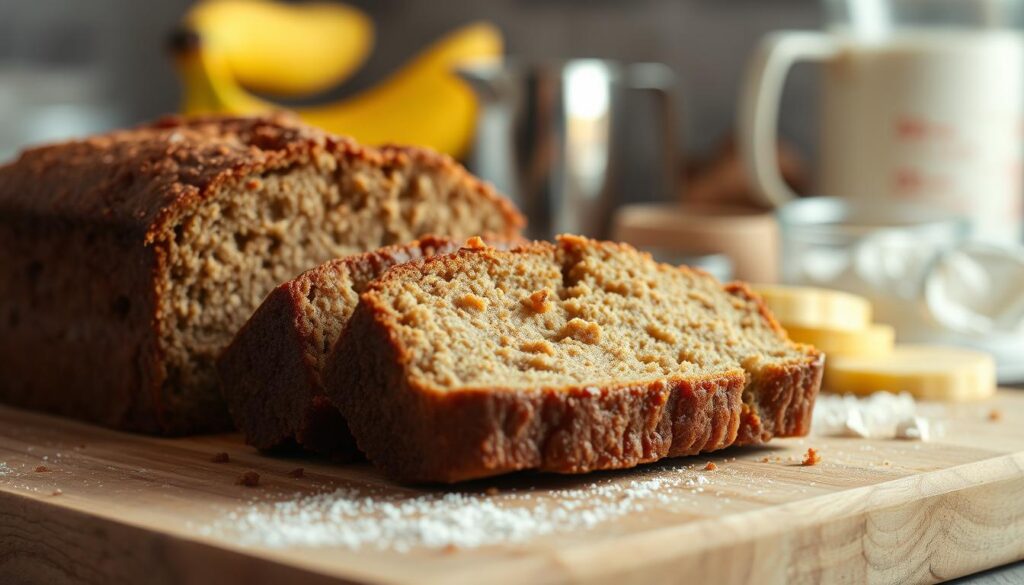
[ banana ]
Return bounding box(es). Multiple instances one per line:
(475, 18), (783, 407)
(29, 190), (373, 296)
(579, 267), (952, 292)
(183, 0), (373, 97)
(173, 22), (503, 158)
(174, 42), (268, 117)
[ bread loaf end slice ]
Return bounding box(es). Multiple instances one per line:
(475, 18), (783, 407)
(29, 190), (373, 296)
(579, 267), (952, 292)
(326, 235), (822, 483)
(217, 236), (523, 456)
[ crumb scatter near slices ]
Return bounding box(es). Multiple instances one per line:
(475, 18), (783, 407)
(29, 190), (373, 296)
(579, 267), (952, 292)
(802, 448), (821, 466)
(237, 471), (261, 487)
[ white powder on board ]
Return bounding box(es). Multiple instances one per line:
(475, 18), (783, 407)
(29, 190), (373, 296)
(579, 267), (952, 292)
(195, 394), (940, 552)
(0, 462), (11, 476)
(811, 391), (936, 440)
(195, 472), (714, 551)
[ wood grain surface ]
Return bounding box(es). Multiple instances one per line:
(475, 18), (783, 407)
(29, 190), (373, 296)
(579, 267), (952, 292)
(2, 392), (1023, 585)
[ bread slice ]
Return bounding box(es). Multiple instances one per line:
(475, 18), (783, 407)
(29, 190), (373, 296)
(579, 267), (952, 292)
(217, 236), (522, 456)
(0, 114), (523, 434)
(326, 235), (823, 483)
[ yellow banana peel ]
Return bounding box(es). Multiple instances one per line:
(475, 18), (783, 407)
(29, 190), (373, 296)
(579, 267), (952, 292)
(176, 45), (268, 117)
(184, 0), (374, 97)
(173, 22), (503, 159)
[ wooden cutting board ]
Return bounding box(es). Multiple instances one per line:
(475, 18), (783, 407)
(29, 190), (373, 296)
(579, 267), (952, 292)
(2, 392), (1023, 585)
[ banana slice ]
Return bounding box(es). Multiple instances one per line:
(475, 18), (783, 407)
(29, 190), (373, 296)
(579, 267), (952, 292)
(784, 323), (895, 358)
(824, 345), (997, 401)
(754, 285), (872, 330)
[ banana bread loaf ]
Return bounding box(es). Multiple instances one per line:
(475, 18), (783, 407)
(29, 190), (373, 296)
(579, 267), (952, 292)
(218, 235), (523, 456)
(325, 235), (822, 483)
(0, 114), (523, 434)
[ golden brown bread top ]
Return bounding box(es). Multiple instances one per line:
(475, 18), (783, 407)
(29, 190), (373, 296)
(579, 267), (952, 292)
(0, 114), (523, 240)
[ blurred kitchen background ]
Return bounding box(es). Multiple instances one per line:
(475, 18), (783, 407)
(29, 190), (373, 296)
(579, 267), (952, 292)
(4, 0), (1024, 382)
(0, 0), (817, 178)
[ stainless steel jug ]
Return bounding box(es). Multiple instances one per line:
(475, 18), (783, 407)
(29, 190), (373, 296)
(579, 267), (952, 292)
(458, 59), (680, 239)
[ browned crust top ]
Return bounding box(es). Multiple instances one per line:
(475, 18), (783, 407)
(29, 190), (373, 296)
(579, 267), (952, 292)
(0, 114), (524, 239)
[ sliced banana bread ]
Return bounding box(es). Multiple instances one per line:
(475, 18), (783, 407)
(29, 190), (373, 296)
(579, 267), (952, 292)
(326, 235), (822, 483)
(218, 236), (523, 456)
(0, 114), (523, 434)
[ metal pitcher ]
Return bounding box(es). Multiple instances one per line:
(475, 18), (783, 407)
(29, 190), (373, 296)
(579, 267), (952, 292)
(458, 59), (680, 239)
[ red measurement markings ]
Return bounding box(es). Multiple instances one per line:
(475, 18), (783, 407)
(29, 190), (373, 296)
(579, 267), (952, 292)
(897, 118), (926, 141)
(1002, 160), (1024, 218)
(894, 168), (924, 195)
(1008, 191), (1023, 219)
(895, 116), (956, 143)
(893, 168), (953, 199)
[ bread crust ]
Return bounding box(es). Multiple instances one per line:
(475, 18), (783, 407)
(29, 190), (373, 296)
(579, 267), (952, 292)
(0, 115), (524, 434)
(0, 114), (522, 235)
(724, 281), (824, 443)
(326, 239), (823, 483)
(218, 236), (462, 455)
(219, 235), (529, 456)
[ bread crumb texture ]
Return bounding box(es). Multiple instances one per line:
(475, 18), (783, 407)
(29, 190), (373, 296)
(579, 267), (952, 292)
(154, 151), (518, 422)
(522, 289), (553, 314)
(366, 235), (806, 391)
(802, 448), (821, 466)
(462, 236), (487, 249)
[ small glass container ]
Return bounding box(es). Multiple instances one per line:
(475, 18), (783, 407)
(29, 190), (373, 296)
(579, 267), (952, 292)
(778, 196), (969, 298)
